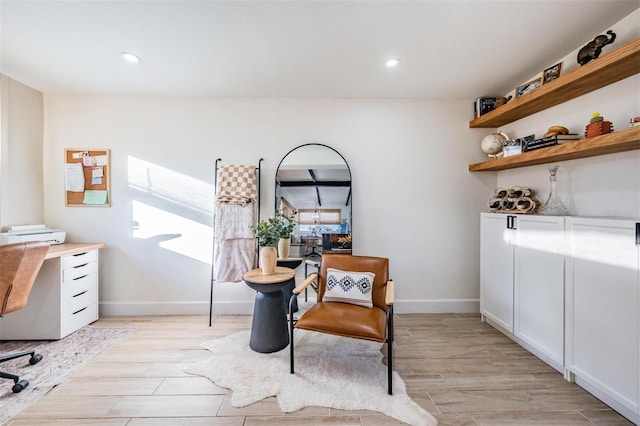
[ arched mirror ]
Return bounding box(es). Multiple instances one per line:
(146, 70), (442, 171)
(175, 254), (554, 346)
(275, 144), (352, 258)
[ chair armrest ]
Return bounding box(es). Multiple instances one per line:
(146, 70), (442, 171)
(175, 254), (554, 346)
(385, 280), (395, 305)
(293, 273), (318, 295)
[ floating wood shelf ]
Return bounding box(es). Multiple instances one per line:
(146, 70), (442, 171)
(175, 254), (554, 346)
(469, 38), (640, 129)
(468, 126), (640, 172)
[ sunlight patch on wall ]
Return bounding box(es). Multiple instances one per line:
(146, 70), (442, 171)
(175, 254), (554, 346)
(132, 200), (212, 264)
(128, 155), (212, 215)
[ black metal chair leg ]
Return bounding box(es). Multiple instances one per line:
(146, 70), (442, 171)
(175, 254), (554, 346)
(289, 294), (296, 374)
(0, 371), (19, 384)
(0, 349), (37, 363)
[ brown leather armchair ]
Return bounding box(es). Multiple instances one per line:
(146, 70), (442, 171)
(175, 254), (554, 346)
(289, 253), (395, 394)
(1, 241), (49, 393)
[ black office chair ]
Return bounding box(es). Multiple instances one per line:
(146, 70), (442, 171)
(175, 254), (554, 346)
(0, 241), (49, 393)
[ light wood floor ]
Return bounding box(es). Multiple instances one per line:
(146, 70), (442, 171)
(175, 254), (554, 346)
(4, 313), (633, 426)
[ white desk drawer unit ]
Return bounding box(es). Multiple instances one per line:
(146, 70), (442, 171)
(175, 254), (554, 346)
(0, 243), (104, 340)
(62, 274), (98, 315)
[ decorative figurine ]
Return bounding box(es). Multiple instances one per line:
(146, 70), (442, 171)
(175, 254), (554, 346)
(577, 30), (616, 66)
(495, 95), (512, 107)
(584, 112), (613, 138)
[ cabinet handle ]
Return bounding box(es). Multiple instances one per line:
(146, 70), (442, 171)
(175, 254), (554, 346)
(72, 252), (89, 257)
(73, 263), (88, 269)
(73, 290), (88, 298)
(73, 274), (88, 281)
(636, 223), (640, 246)
(506, 215), (517, 230)
(72, 307), (87, 315)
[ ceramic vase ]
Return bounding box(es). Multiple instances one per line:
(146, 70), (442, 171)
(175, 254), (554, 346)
(277, 238), (291, 259)
(260, 246), (277, 275)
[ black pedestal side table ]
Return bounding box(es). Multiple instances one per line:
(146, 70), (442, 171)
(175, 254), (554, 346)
(276, 257), (303, 313)
(243, 266), (295, 353)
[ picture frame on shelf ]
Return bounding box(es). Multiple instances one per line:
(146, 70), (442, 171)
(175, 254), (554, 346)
(515, 76), (542, 98)
(542, 62), (563, 84)
(503, 138), (522, 157)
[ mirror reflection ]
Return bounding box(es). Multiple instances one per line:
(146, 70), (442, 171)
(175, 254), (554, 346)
(275, 144), (352, 258)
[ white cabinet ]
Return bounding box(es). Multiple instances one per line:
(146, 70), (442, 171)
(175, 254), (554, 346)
(481, 213), (565, 370)
(480, 213), (516, 332)
(0, 249), (100, 340)
(565, 217), (640, 423)
(513, 214), (565, 370)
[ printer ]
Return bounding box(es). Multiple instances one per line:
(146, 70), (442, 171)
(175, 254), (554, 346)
(0, 224), (66, 245)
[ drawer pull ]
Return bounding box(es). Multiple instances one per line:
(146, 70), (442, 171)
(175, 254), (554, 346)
(73, 263), (88, 269)
(73, 274), (88, 281)
(73, 290), (88, 298)
(72, 307), (88, 315)
(73, 252), (89, 257)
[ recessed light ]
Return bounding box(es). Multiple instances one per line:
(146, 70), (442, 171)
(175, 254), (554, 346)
(121, 52), (141, 63)
(385, 58), (401, 68)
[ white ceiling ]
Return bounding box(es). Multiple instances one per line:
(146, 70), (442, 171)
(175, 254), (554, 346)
(1, 0), (638, 99)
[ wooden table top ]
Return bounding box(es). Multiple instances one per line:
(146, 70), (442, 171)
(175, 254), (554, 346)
(243, 266), (295, 284)
(45, 242), (106, 259)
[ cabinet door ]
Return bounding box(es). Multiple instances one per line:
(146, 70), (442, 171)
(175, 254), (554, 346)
(566, 217), (639, 416)
(481, 213), (515, 332)
(514, 215), (565, 369)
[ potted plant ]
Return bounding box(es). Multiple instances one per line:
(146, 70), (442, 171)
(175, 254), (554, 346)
(276, 209), (297, 259)
(250, 217), (281, 274)
(250, 210), (298, 273)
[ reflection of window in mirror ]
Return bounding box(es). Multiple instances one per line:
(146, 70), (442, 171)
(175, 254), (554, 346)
(299, 224), (341, 234)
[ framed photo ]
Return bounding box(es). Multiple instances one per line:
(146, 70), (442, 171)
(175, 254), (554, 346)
(543, 62), (563, 84)
(515, 77), (542, 98)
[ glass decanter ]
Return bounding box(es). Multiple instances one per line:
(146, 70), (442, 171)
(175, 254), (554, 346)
(539, 165), (570, 215)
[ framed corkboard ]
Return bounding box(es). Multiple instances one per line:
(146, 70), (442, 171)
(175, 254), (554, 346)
(64, 148), (111, 206)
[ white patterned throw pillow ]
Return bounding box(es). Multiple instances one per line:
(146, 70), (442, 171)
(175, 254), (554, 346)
(323, 268), (375, 308)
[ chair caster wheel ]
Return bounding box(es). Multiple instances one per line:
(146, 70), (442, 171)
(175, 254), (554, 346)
(12, 380), (29, 393)
(29, 354), (43, 365)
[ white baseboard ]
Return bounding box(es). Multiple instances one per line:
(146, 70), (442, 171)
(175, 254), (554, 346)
(99, 301), (214, 316)
(100, 298), (479, 316)
(394, 299), (479, 314)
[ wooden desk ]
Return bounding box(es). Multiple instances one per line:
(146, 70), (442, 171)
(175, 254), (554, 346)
(45, 242), (106, 259)
(0, 242), (106, 340)
(243, 267), (295, 353)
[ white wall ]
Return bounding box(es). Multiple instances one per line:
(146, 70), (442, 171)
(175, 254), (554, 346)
(43, 96), (492, 315)
(28, 9), (640, 316)
(496, 10), (640, 219)
(0, 75), (44, 229)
